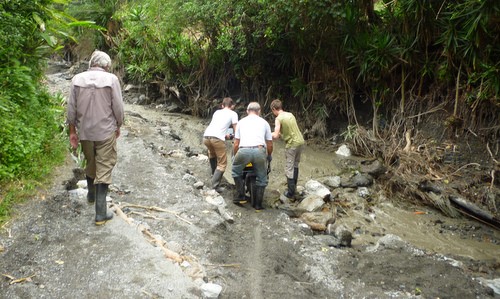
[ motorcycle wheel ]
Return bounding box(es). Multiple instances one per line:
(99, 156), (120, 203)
(246, 175), (257, 206)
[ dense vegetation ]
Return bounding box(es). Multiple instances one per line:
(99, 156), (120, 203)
(0, 0), (72, 221)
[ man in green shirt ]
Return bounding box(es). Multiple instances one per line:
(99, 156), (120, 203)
(270, 99), (305, 199)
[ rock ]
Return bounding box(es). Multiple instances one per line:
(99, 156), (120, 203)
(360, 159), (386, 177)
(159, 126), (172, 136)
(333, 224), (352, 247)
(298, 223), (314, 236)
(335, 144), (351, 157)
(322, 176), (341, 189)
(341, 173), (373, 188)
(304, 180), (331, 200)
(217, 206), (234, 224)
(297, 194), (326, 212)
(182, 173), (197, 184)
(357, 187), (370, 198)
(300, 211), (335, 227)
(204, 193), (226, 207)
(367, 234), (407, 252)
(478, 278), (500, 296)
(68, 188), (87, 200)
(325, 223), (353, 247)
(76, 179), (87, 189)
(277, 204), (308, 218)
(170, 132), (182, 141)
(201, 282), (223, 299)
(193, 181), (204, 189)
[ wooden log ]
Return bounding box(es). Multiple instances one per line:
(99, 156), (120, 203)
(449, 195), (500, 229)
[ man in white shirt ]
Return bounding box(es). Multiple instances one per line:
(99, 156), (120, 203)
(232, 102), (273, 211)
(203, 97), (238, 192)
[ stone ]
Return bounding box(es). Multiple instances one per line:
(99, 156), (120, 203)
(193, 181), (204, 189)
(304, 180), (331, 200)
(360, 159), (386, 177)
(333, 224), (352, 247)
(322, 176), (341, 189)
(335, 144), (351, 157)
(300, 211), (335, 227)
(182, 173), (197, 184)
(358, 187), (370, 198)
(201, 283), (223, 299)
(341, 173), (373, 188)
(297, 194), (325, 212)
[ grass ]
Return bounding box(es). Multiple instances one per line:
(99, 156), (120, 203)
(0, 136), (67, 226)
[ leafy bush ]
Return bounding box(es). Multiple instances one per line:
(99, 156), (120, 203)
(0, 67), (65, 180)
(0, 0), (69, 224)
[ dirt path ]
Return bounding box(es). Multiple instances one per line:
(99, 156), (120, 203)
(0, 64), (499, 298)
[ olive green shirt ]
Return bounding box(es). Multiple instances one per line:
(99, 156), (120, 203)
(277, 112), (304, 148)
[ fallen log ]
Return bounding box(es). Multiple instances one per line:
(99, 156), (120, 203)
(449, 195), (500, 230)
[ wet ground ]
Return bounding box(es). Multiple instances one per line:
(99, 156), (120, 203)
(0, 64), (499, 298)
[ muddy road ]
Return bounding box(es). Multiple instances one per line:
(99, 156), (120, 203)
(0, 64), (499, 298)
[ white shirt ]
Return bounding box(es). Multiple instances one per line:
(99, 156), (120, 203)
(235, 114), (272, 147)
(203, 108), (238, 140)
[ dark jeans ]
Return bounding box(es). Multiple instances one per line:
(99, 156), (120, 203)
(232, 147), (268, 186)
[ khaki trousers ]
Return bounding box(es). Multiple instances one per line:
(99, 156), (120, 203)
(81, 134), (117, 184)
(203, 137), (228, 172)
(285, 145), (303, 179)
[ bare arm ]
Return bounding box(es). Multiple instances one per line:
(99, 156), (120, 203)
(265, 140), (273, 156)
(272, 118), (281, 140)
(233, 139), (240, 155)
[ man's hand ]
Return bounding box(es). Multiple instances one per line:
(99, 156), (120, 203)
(69, 133), (79, 149)
(116, 127), (121, 138)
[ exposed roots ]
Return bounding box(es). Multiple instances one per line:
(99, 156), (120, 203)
(345, 99), (499, 219)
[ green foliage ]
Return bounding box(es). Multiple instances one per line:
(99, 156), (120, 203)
(81, 0), (499, 130)
(0, 0), (69, 222)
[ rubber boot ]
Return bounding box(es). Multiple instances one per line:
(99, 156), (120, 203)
(86, 175), (96, 204)
(254, 186), (265, 211)
(209, 158), (217, 175)
(95, 183), (113, 225)
(284, 178), (296, 199)
(211, 169), (224, 192)
(293, 167), (299, 185)
(232, 177), (247, 204)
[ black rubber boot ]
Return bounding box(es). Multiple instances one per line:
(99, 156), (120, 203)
(284, 178), (296, 199)
(86, 176), (96, 204)
(212, 169), (224, 192)
(293, 167), (299, 185)
(254, 186), (265, 211)
(95, 183), (113, 226)
(232, 177), (247, 204)
(209, 158), (217, 175)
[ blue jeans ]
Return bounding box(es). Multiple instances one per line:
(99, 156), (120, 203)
(232, 147), (268, 187)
